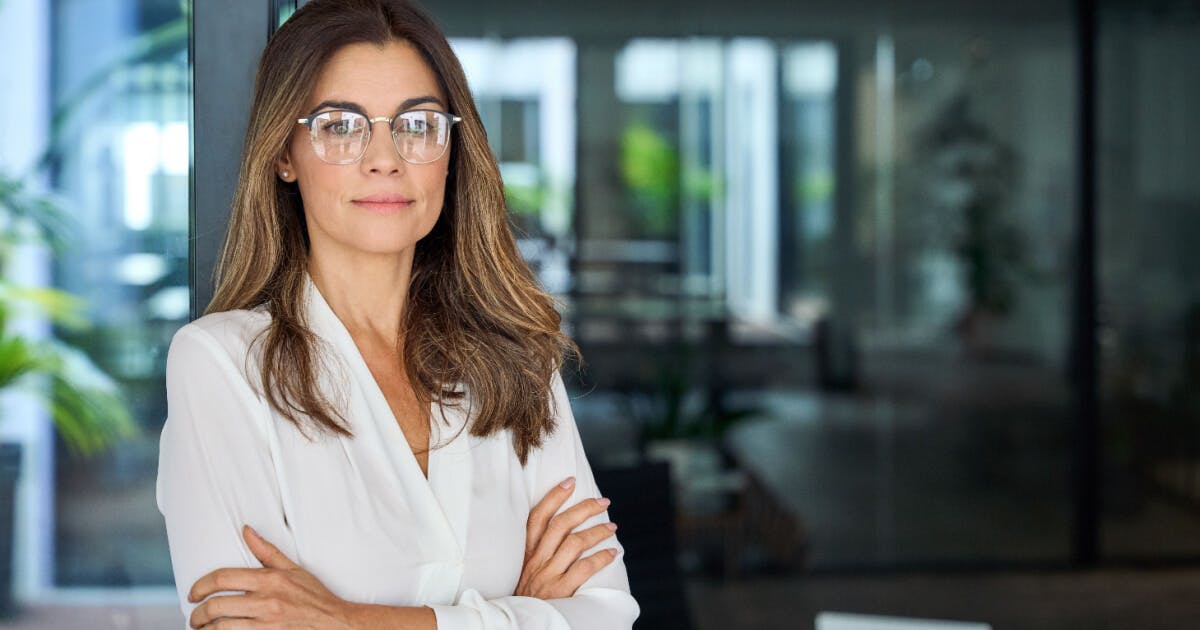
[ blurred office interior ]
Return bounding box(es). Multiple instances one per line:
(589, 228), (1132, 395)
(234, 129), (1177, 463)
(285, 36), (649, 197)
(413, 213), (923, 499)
(0, 0), (1197, 627)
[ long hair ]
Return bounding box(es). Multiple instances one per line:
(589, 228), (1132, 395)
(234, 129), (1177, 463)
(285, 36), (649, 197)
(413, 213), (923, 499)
(206, 0), (578, 465)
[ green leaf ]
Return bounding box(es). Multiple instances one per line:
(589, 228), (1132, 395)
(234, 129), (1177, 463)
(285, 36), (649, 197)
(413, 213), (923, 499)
(44, 342), (140, 458)
(620, 123), (681, 236)
(0, 336), (139, 458)
(0, 283), (90, 330)
(0, 172), (74, 254)
(504, 182), (546, 216)
(0, 334), (44, 391)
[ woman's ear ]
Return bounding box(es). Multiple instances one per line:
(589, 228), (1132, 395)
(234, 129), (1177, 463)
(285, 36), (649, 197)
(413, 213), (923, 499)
(276, 151), (296, 182)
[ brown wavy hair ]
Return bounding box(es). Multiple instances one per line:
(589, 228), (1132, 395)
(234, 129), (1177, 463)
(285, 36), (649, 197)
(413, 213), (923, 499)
(206, 0), (578, 465)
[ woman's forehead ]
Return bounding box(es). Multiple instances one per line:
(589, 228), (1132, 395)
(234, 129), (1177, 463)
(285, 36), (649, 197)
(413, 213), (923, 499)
(305, 40), (445, 113)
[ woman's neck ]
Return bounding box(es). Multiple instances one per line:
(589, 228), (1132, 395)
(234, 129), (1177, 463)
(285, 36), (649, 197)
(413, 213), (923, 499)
(307, 246), (414, 345)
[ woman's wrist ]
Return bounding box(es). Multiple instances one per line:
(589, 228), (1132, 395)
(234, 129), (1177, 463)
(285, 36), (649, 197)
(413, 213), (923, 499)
(344, 601), (438, 629)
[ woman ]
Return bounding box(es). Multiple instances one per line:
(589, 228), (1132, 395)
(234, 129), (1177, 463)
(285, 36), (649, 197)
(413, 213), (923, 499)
(155, 0), (638, 628)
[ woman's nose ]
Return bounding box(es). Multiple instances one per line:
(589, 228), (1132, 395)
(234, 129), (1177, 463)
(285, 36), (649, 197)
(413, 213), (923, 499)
(359, 120), (407, 175)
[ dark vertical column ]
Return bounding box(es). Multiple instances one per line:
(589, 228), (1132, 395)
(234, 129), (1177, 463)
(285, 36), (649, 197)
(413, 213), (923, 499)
(831, 39), (857, 324)
(569, 38), (623, 340)
(776, 46), (796, 315)
(1072, 0), (1100, 566)
(573, 39), (625, 244)
(818, 38), (860, 392)
(190, 0), (287, 319)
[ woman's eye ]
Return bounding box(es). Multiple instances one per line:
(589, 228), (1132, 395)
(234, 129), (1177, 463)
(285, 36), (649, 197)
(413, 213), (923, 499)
(323, 121), (354, 136)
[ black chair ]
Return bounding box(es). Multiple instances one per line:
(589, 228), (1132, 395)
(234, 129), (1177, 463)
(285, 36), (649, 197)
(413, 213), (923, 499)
(593, 460), (694, 630)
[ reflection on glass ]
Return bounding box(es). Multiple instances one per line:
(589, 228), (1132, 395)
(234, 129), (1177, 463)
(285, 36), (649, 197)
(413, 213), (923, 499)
(1099, 0), (1200, 559)
(781, 42), (837, 328)
(451, 37), (576, 294)
(564, 19), (1078, 573)
(49, 1), (189, 587)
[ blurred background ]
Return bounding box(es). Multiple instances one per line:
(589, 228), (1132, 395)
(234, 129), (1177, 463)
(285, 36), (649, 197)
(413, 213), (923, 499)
(0, 0), (1197, 628)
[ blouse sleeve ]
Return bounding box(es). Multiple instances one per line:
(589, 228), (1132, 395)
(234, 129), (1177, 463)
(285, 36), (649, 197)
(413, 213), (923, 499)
(429, 372), (641, 630)
(155, 323), (298, 627)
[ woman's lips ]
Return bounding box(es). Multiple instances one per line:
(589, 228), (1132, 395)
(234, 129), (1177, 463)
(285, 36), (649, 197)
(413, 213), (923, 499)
(352, 195), (414, 214)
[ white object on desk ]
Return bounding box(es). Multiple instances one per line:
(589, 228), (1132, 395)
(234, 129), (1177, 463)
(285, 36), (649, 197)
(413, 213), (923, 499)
(816, 612), (992, 630)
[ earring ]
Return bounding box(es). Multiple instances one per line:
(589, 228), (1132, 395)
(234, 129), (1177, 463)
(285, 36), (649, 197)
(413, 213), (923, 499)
(281, 170), (290, 178)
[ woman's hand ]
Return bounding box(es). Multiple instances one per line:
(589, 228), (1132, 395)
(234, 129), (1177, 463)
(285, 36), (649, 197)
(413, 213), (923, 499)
(515, 477), (620, 600)
(187, 525), (356, 629)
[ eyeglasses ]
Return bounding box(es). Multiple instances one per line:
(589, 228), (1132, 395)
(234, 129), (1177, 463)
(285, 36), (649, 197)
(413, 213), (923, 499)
(296, 109), (463, 165)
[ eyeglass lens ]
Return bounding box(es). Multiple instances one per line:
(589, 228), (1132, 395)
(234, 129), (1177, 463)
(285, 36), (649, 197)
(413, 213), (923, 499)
(309, 110), (452, 165)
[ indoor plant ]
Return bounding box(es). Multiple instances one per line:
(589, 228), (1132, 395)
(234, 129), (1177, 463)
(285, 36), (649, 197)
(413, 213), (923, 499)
(0, 170), (138, 618)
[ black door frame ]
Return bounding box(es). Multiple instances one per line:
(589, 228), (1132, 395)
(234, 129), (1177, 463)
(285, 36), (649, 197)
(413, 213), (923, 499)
(190, 0), (299, 316)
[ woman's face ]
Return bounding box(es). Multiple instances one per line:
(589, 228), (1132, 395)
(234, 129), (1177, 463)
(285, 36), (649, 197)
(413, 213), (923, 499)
(278, 40), (450, 261)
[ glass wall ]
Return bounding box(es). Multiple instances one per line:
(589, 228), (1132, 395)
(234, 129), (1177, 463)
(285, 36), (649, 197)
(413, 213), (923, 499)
(48, 0), (188, 587)
(466, 8), (1081, 569)
(801, 20), (1078, 566)
(1099, 0), (1200, 559)
(450, 37), (577, 294)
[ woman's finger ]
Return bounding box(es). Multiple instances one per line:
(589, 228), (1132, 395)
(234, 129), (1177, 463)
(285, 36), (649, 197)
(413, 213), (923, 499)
(188, 592), (263, 628)
(199, 618), (254, 630)
(530, 497), (611, 568)
(243, 525), (299, 570)
(559, 548), (619, 593)
(525, 477), (576, 557)
(542, 522), (618, 577)
(188, 567), (270, 603)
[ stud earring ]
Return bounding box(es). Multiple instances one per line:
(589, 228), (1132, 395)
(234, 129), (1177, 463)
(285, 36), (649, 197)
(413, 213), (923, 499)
(281, 170), (290, 178)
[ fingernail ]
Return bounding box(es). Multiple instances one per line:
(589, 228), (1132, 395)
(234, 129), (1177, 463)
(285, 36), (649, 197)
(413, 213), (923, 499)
(608, 548), (619, 557)
(559, 477), (576, 489)
(606, 522), (618, 531)
(246, 525), (260, 538)
(598, 497), (611, 507)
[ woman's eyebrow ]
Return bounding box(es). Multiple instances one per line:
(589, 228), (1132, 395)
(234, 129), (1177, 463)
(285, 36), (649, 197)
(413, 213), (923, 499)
(394, 95), (446, 113)
(307, 95), (447, 117)
(308, 99), (365, 115)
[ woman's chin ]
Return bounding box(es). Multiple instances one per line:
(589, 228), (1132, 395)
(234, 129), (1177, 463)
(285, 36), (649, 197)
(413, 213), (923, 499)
(342, 229), (433, 258)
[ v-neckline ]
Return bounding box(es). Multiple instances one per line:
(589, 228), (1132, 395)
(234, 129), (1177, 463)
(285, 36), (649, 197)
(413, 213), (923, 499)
(304, 273), (438, 483)
(346, 335), (432, 480)
(302, 272), (473, 563)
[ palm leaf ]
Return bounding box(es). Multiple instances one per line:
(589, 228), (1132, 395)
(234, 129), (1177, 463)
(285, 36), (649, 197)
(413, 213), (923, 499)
(0, 172), (73, 253)
(43, 342), (141, 458)
(0, 335), (44, 391)
(0, 283), (89, 331)
(0, 319), (139, 458)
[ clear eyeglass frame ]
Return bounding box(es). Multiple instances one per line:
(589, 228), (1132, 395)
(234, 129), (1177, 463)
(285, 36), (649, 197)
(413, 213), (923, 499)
(296, 108), (464, 165)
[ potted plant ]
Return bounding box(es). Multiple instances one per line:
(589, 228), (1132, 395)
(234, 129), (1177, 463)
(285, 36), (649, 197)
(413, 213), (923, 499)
(916, 88), (1029, 355)
(624, 341), (760, 501)
(0, 170), (139, 618)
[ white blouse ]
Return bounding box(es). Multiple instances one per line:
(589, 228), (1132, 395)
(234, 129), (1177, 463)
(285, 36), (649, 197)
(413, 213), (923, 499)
(155, 273), (639, 629)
